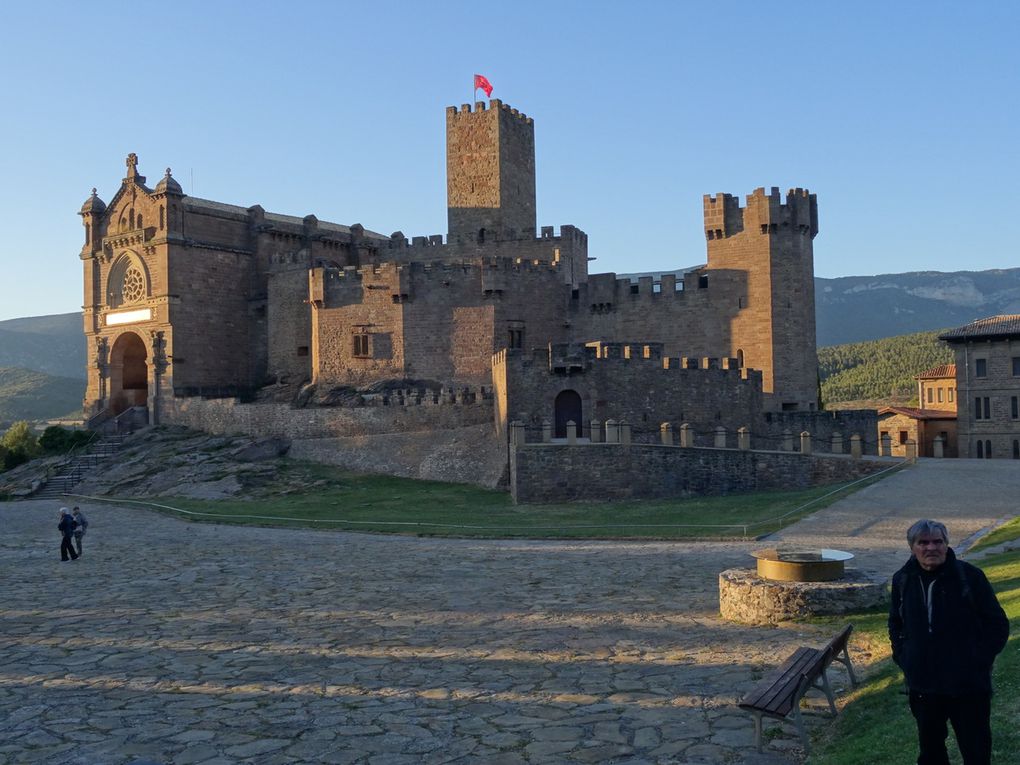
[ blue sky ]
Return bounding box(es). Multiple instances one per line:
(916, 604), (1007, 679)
(1, 0), (1018, 321)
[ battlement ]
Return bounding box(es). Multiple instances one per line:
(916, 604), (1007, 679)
(503, 342), (759, 382)
(446, 98), (534, 125)
(387, 224), (586, 250)
(703, 186), (818, 239)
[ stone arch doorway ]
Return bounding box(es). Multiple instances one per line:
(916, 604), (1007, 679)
(109, 332), (148, 415)
(554, 389), (583, 438)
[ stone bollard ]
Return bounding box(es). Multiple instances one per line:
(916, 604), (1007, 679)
(542, 419), (552, 443)
(782, 429), (794, 452)
(738, 427), (751, 450)
(714, 426), (727, 449)
(509, 421), (526, 447)
(933, 435), (945, 458)
(831, 431), (843, 454)
(679, 423), (694, 448)
(566, 420), (577, 445)
(590, 420), (603, 443)
(905, 438), (917, 461)
(620, 422), (632, 445)
(800, 431), (812, 455)
(660, 422), (673, 445)
(605, 419), (619, 444)
(880, 433), (892, 457)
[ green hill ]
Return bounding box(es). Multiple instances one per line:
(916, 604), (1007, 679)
(0, 367), (84, 427)
(0, 312), (85, 379)
(819, 330), (955, 407)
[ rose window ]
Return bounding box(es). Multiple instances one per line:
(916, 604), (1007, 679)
(122, 267), (145, 303)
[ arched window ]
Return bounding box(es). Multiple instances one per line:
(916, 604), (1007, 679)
(159, 205), (165, 230)
(136, 214), (143, 229)
(1013, 440), (1019, 459)
(107, 253), (149, 308)
(985, 440), (992, 459)
(976, 440), (984, 458)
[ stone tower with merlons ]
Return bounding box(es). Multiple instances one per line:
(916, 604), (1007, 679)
(446, 99), (536, 241)
(703, 187), (819, 410)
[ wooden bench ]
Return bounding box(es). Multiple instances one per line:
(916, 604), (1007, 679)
(738, 624), (857, 752)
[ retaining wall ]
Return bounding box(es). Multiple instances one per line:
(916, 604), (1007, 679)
(162, 395), (491, 439)
(510, 442), (892, 503)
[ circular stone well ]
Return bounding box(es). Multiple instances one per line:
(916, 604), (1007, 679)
(719, 568), (887, 625)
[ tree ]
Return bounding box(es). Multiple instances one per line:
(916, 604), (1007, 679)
(1, 421), (40, 459)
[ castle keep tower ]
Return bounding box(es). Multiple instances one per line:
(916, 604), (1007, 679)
(703, 187), (819, 410)
(446, 99), (536, 240)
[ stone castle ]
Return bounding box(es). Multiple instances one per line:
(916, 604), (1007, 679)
(79, 99), (866, 485)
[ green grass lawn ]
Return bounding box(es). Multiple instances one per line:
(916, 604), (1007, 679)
(807, 549), (1020, 764)
(98, 459), (898, 540)
(969, 515), (1020, 553)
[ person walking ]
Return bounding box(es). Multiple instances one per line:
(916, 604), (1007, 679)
(58, 507), (78, 562)
(71, 506), (88, 557)
(888, 519), (1009, 764)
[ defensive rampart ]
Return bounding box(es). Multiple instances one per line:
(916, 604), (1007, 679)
(161, 390), (491, 439)
(509, 440), (890, 504)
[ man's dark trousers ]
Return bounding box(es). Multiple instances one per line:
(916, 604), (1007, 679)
(60, 535), (78, 561)
(909, 691), (991, 765)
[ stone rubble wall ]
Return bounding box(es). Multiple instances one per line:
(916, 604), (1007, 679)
(718, 568), (888, 625)
(510, 442), (892, 504)
(289, 424), (508, 488)
(162, 395), (491, 439)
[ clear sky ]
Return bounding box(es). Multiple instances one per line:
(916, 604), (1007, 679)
(1, 0), (1018, 321)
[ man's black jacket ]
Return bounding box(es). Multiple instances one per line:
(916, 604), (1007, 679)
(888, 547), (1009, 695)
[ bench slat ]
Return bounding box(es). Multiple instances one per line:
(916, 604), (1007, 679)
(739, 647), (820, 715)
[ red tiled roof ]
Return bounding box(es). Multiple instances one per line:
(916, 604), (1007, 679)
(878, 406), (957, 421)
(915, 364), (956, 380)
(940, 315), (1020, 342)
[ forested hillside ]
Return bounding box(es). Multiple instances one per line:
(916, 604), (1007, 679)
(0, 312), (85, 379)
(0, 367), (84, 426)
(818, 330), (954, 406)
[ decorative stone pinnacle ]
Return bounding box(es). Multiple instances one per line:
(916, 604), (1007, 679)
(165, 168), (172, 177)
(91, 187), (97, 196)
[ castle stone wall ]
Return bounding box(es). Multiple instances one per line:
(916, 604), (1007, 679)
(447, 100), (536, 241)
(267, 265), (312, 385)
(161, 394), (491, 439)
(568, 269), (745, 361)
(510, 443), (888, 503)
(704, 187), (818, 410)
(494, 344), (763, 440)
(166, 246), (255, 390)
(759, 410), (879, 455)
(288, 424), (508, 488)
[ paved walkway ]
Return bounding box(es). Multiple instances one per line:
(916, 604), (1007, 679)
(1, 459), (1017, 765)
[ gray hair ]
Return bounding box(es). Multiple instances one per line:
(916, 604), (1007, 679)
(907, 519), (948, 547)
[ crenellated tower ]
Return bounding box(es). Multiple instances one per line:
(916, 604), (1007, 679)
(446, 99), (536, 241)
(703, 186), (819, 411)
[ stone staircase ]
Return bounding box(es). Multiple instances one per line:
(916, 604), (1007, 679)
(33, 434), (128, 500)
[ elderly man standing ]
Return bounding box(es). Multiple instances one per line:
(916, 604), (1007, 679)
(888, 519), (1009, 765)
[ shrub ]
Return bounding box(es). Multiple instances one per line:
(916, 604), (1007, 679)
(1, 421), (40, 459)
(39, 426), (93, 455)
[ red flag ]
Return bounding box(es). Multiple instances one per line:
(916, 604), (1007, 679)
(474, 74), (493, 97)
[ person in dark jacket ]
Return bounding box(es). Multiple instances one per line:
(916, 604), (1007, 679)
(888, 519), (1009, 765)
(71, 506), (88, 557)
(58, 507), (78, 561)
